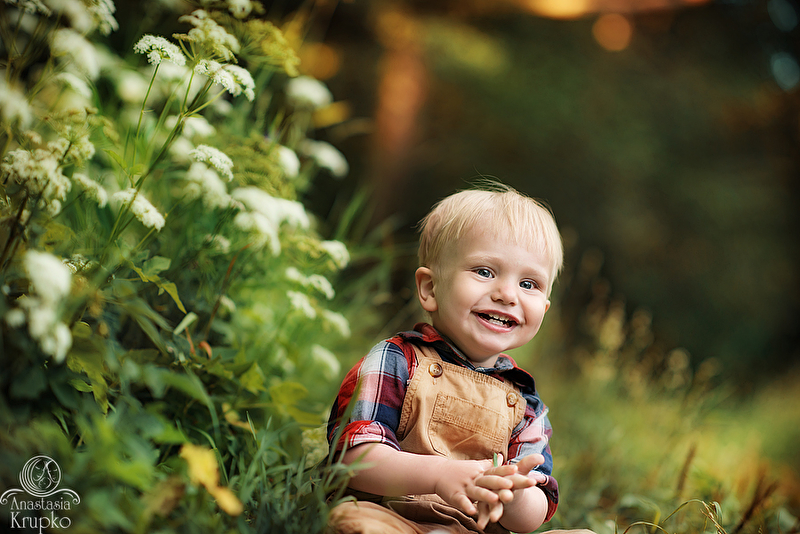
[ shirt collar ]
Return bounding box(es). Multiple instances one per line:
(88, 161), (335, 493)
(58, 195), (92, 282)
(400, 323), (536, 390)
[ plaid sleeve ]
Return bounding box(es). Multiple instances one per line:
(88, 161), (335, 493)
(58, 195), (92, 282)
(327, 339), (411, 453)
(507, 392), (559, 522)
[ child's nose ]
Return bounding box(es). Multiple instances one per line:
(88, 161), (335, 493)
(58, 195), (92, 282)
(491, 280), (517, 304)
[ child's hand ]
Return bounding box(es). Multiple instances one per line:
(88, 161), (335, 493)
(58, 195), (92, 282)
(473, 453), (543, 529)
(431, 458), (500, 519)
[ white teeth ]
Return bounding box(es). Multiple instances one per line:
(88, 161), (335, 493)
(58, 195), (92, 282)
(480, 313), (515, 326)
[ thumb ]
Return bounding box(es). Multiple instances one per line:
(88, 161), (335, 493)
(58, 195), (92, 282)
(516, 453), (545, 475)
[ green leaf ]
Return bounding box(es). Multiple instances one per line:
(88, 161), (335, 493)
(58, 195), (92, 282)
(269, 381), (321, 424)
(67, 329), (110, 413)
(173, 312), (198, 336)
(240, 363), (266, 393)
(116, 297), (170, 354)
(143, 255), (171, 277)
(156, 280), (186, 313)
(69, 378), (93, 392)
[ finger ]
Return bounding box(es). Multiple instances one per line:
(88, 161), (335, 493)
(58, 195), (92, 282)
(497, 487), (515, 503)
(475, 474), (514, 491)
(504, 473), (536, 490)
(485, 464), (518, 477)
(467, 485), (500, 505)
(488, 499), (504, 524)
(515, 453), (545, 475)
(477, 501), (491, 530)
(454, 493), (477, 516)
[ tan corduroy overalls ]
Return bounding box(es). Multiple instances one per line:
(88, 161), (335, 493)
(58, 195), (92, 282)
(329, 343), (592, 534)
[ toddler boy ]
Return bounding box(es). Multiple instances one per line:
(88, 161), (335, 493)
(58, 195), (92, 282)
(327, 184), (590, 534)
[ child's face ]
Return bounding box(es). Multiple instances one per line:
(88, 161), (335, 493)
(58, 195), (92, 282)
(415, 227), (552, 367)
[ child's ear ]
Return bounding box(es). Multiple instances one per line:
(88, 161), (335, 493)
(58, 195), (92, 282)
(415, 267), (438, 313)
(545, 300), (551, 313)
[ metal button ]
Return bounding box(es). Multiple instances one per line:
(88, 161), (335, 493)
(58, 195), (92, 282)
(429, 362), (443, 378)
(506, 392), (518, 406)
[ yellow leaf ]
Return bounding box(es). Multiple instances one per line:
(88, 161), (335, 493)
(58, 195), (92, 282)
(180, 444), (219, 489)
(208, 486), (243, 516)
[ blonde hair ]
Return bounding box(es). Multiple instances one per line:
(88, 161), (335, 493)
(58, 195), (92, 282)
(418, 183), (563, 294)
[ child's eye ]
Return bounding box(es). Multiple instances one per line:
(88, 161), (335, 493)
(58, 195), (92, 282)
(520, 280), (538, 290)
(475, 268), (492, 278)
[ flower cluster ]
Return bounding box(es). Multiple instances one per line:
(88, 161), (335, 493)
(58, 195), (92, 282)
(4, 250), (73, 362)
(285, 76), (333, 109)
(190, 145), (234, 181)
(72, 173), (108, 208)
(176, 9), (240, 61)
(194, 60), (255, 101)
(51, 28), (100, 80)
(111, 189), (166, 231)
(0, 79), (33, 129)
(134, 35), (187, 67)
(184, 162), (232, 210)
(298, 139), (349, 178)
(286, 267), (335, 300)
(1, 147), (72, 216)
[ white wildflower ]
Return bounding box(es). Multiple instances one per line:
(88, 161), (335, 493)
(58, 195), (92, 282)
(115, 70), (150, 103)
(5, 308), (27, 328)
(322, 309), (351, 338)
(219, 294), (236, 313)
(44, 0), (92, 32)
(170, 137), (195, 164)
(27, 305), (57, 339)
(111, 188), (165, 230)
(204, 234), (231, 254)
(166, 115), (216, 139)
(195, 60), (236, 95)
(72, 173), (108, 207)
(287, 290), (316, 319)
(190, 145), (234, 181)
(285, 266), (303, 283)
(320, 240), (349, 269)
(224, 64), (255, 101)
(184, 162), (231, 209)
(233, 211), (280, 255)
(45, 0), (117, 35)
(194, 61), (253, 101)
(308, 274), (335, 300)
(285, 268), (334, 300)
(231, 186), (310, 229)
(177, 9), (240, 61)
(51, 28), (100, 80)
(285, 76), (332, 109)
(311, 344), (340, 379)
(298, 139), (349, 178)
(134, 34), (186, 66)
(1, 148), (71, 215)
(211, 98), (233, 116)
(0, 79), (33, 129)
(40, 322), (72, 363)
(47, 133), (95, 164)
(24, 250), (72, 305)
(227, 0), (252, 19)
(88, 0), (118, 35)
(275, 145), (300, 178)
(8, 0), (52, 16)
(52, 72), (93, 99)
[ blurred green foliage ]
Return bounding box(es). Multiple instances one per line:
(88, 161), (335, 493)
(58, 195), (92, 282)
(316, 1), (799, 381)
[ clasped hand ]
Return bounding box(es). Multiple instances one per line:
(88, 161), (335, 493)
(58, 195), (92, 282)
(433, 453), (545, 530)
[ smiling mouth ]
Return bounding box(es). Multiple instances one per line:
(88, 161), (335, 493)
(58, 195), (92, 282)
(476, 312), (518, 328)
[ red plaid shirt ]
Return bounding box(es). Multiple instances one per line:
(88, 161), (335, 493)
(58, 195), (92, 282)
(327, 323), (559, 522)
